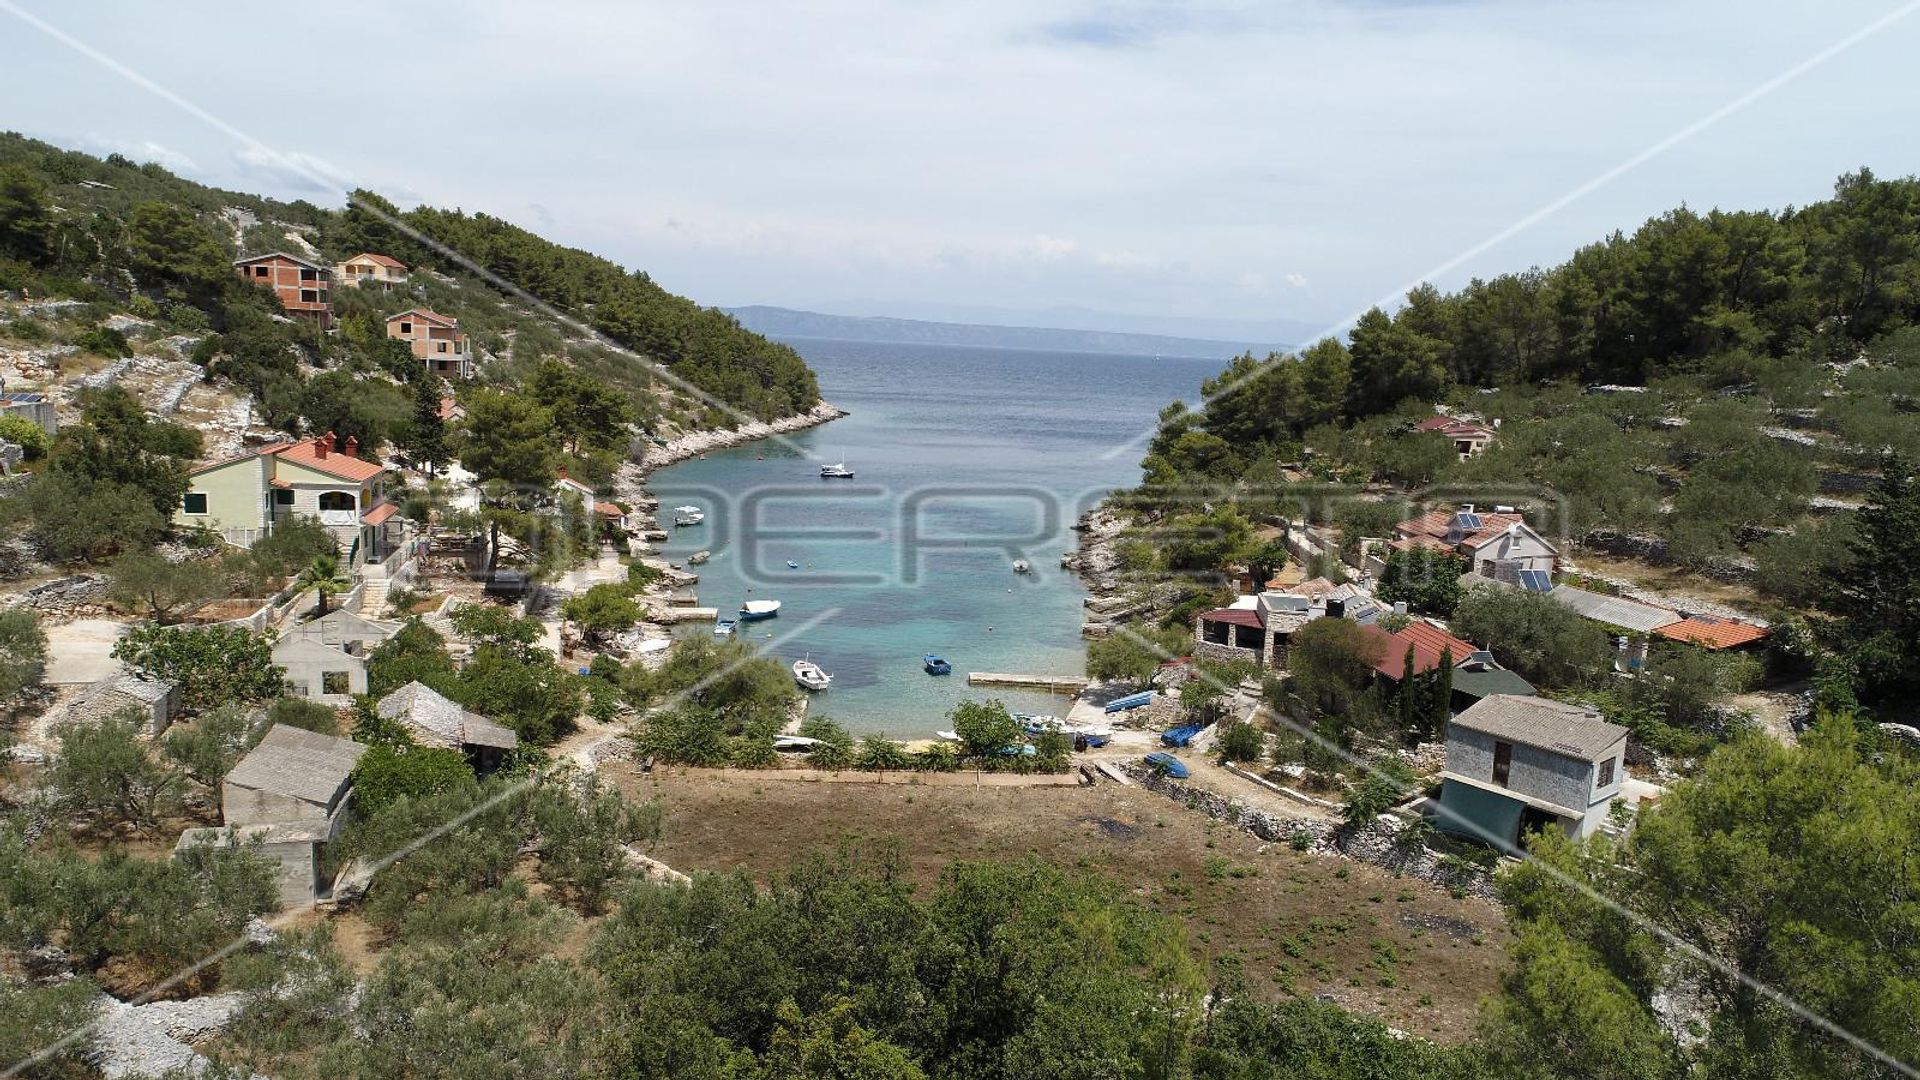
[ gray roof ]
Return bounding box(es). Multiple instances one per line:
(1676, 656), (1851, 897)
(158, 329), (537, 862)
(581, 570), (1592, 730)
(1449, 694), (1627, 761)
(376, 681), (518, 751)
(271, 636), (368, 667)
(224, 724), (368, 807)
(96, 670), (175, 703)
(1548, 586), (1683, 633)
(283, 609), (399, 648)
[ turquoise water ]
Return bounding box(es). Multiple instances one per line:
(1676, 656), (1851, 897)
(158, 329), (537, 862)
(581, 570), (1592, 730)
(650, 338), (1227, 737)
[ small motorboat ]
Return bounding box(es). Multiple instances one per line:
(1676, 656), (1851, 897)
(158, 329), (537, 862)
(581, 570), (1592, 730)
(673, 505), (705, 527)
(773, 735), (821, 752)
(688, 550), (711, 565)
(934, 730), (963, 743)
(793, 657), (832, 691)
(786, 560), (801, 570)
(740, 599), (782, 621)
(1013, 559), (1031, 574)
(820, 460), (855, 478)
(923, 654), (952, 676)
(713, 618), (737, 637)
(1103, 690), (1154, 714)
(1144, 751), (1189, 779)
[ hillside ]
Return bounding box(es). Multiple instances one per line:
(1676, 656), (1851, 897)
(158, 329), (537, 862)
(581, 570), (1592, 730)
(727, 304), (1289, 358)
(0, 131), (819, 452)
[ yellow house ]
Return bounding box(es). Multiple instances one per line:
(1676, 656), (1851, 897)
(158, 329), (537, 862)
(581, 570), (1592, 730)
(176, 433), (400, 566)
(333, 252), (409, 291)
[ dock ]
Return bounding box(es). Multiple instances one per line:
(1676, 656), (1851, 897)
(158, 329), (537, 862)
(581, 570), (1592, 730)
(652, 606), (719, 623)
(965, 672), (1090, 694)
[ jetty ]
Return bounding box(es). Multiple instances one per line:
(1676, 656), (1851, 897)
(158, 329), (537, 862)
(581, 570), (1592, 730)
(651, 606), (719, 624)
(966, 672), (1090, 694)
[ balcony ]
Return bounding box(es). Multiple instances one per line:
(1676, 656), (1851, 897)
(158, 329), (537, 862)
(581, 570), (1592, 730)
(319, 509), (359, 527)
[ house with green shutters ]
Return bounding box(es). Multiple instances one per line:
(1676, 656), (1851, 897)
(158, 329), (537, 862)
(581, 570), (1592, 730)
(175, 432), (401, 566)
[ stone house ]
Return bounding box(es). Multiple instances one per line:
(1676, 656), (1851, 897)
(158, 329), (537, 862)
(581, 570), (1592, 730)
(272, 636), (367, 702)
(1436, 695), (1627, 852)
(208, 724), (368, 907)
(1193, 579), (1384, 669)
(0, 385), (57, 437)
(1413, 414), (1498, 461)
(280, 608), (398, 656)
(64, 669), (180, 735)
(375, 681), (518, 766)
(332, 252), (408, 291)
(386, 309), (472, 379)
(233, 252), (332, 328)
(176, 432), (399, 564)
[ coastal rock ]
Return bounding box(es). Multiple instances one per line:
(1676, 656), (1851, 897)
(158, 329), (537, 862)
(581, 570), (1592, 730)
(639, 401), (848, 473)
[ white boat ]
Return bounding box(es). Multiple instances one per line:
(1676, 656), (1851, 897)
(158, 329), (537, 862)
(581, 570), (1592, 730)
(672, 505), (705, 527)
(792, 657), (833, 691)
(934, 730), (963, 743)
(773, 735), (822, 752)
(1012, 559), (1031, 574)
(820, 461), (855, 478)
(713, 617), (737, 637)
(687, 550), (711, 565)
(740, 599), (782, 620)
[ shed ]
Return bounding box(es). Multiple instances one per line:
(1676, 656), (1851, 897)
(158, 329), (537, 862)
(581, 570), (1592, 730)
(1437, 695), (1628, 851)
(176, 819), (337, 909)
(222, 724), (367, 828)
(375, 681), (519, 755)
(65, 668), (180, 735)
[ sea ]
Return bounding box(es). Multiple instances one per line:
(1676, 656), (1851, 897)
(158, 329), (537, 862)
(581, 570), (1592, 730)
(649, 338), (1228, 737)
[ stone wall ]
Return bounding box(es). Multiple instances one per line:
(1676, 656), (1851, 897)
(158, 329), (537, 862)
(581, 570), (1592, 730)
(0, 574), (110, 619)
(1124, 763), (1499, 902)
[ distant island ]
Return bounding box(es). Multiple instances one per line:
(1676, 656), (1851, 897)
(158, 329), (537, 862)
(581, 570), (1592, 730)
(725, 305), (1295, 359)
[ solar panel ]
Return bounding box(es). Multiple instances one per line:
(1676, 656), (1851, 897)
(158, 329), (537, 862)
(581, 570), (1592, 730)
(1454, 512), (1483, 530)
(1519, 569), (1554, 592)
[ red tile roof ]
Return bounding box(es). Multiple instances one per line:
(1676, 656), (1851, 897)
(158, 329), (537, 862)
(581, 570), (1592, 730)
(388, 308), (457, 327)
(265, 437), (386, 482)
(1653, 616), (1767, 649)
(1361, 621), (1475, 680)
(353, 253), (407, 269)
(436, 396), (463, 420)
(360, 502), (399, 526)
(594, 502), (625, 518)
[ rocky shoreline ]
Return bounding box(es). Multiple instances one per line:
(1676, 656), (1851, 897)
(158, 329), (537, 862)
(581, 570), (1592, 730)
(636, 400), (848, 476)
(1062, 504), (1136, 637)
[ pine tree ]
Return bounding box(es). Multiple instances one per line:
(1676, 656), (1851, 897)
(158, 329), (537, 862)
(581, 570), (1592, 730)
(1824, 453), (1920, 711)
(405, 375), (448, 476)
(1429, 646), (1454, 738)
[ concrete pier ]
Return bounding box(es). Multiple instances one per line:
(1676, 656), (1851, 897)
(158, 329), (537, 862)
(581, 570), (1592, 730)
(965, 672), (1090, 694)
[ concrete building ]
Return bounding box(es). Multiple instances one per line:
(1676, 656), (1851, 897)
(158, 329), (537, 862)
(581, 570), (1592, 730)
(386, 308), (472, 379)
(333, 252), (408, 291)
(233, 252), (332, 328)
(210, 724), (368, 907)
(1436, 695), (1627, 852)
(272, 635), (367, 702)
(176, 432), (398, 563)
(280, 608), (398, 655)
(0, 387), (58, 437)
(222, 724), (366, 827)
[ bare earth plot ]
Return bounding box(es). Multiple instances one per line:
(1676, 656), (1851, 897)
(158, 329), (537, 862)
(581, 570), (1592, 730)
(610, 764), (1510, 1042)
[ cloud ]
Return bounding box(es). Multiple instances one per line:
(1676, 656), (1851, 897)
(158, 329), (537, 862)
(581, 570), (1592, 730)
(55, 133), (197, 173)
(229, 145), (355, 196)
(1286, 273), (1310, 288)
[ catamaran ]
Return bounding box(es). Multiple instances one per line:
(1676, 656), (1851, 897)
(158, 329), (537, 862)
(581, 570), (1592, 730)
(792, 657), (832, 691)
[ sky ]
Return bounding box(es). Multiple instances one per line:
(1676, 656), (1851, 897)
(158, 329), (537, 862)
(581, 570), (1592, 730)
(3, 0), (1918, 342)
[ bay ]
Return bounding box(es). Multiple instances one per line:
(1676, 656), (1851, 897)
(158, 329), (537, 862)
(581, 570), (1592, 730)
(648, 338), (1228, 737)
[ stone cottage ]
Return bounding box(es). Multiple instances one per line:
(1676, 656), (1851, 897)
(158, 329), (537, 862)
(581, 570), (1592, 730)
(1436, 694), (1627, 852)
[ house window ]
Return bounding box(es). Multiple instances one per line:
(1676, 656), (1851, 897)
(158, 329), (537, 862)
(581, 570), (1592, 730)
(318, 491), (356, 512)
(299, 289), (319, 303)
(1492, 740), (1512, 787)
(398, 322), (412, 335)
(1597, 757), (1616, 788)
(273, 489), (295, 506)
(299, 268), (317, 281)
(321, 671), (351, 695)
(254, 265), (269, 277)
(182, 492), (209, 515)
(436, 341), (448, 353)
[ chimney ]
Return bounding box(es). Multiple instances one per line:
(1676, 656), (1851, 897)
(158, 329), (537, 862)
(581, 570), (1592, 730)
(315, 431), (334, 458)
(1508, 522), (1519, 538)
(1492, 418), (1502, 428)
(344, 436), (359, 458)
